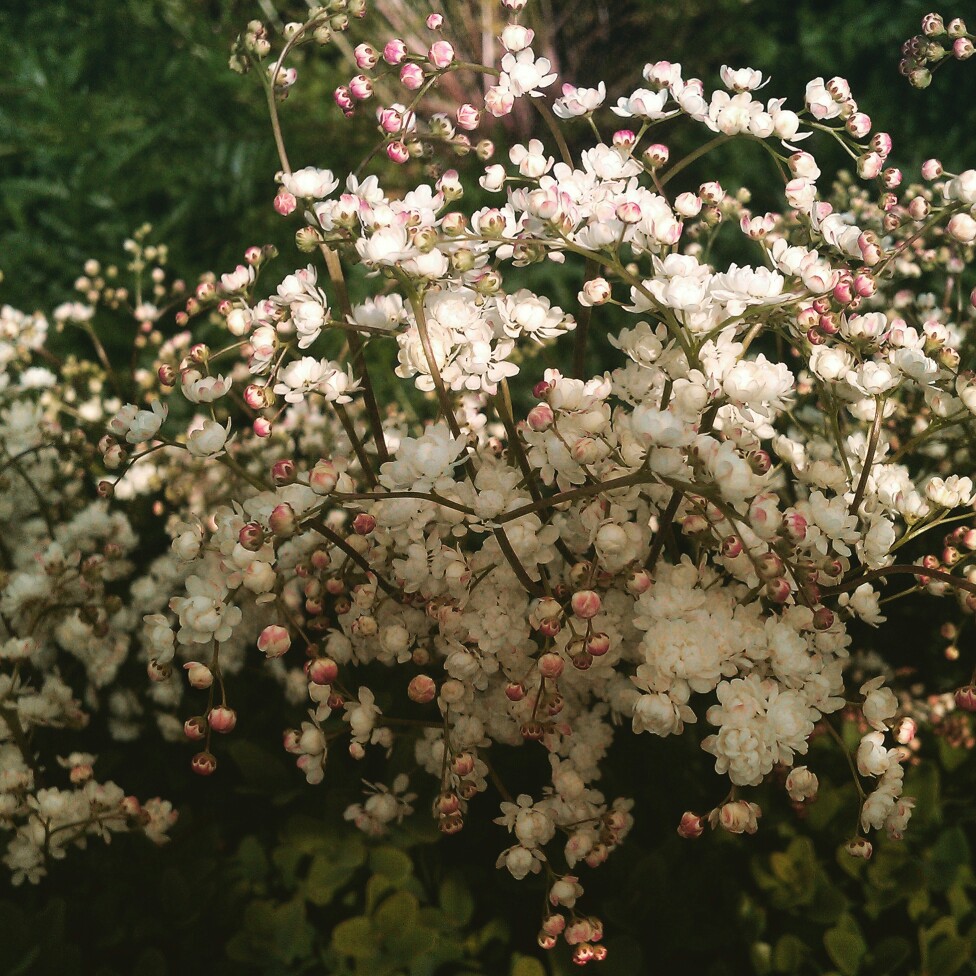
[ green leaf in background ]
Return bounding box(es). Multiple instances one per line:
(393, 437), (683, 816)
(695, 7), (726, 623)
(439, 873), (475, 928)
(823, 914), (867, 976)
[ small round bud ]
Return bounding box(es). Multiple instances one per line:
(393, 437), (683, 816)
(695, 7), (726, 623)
(184, 716), (207, 740)
(570, 590), (601, 620)
(845, 837), (873, 859)
(191, 751), (218, 776)
(208, 706), (237, 733)
(408, 674), (437, 703)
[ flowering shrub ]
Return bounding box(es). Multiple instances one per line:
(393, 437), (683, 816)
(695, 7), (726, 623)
(3, 3), (976, 964)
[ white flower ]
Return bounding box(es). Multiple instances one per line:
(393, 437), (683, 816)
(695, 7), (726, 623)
(553, 82), (607, 119)
(280, 166), (339, 199)
(109, 401), (167, 444)
(186, 419), (230, 458)
(720, 65), (765, 92)
(499, 50), (557, 98)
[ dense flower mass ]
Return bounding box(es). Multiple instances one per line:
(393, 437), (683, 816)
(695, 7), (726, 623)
(3, 2), (976, 960)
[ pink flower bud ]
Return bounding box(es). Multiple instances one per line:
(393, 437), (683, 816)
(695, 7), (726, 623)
(243, 383), (269, 409)
(400, 63), (424, 89)
(717, 799), (761, 834)
(354, 43), (378, 70)
(846, 112), (871, 138)
(184, 716), (207, 740)
(353, 512), (376, 535)
(184, 662), (214, 689)
(921, 158), (943, 180)
(587, 632), (610, 656)
(677, 811), (705, 838)
(948, 213), (976, 244)
(955, 684), (976, 712)
(208, 706), (237, 733)
(333, 86), (354, 114)
(870, 132), (893, 157)
(383, 38), (407, 65)
(526, 403), (554, 431)
(502, 680), (525, 703)
(349, 74), (373, 100)
(253, 417), (272, 438)
(257, 625), (291, 659)
(158, 364), (176, 386)
(455, 103), (481, 130)
(271, 458), (296, 486)
(274, 191), (297, 216)
(407, 674), (436, 704)
(571, 590), (601, 620)
(766, 577), (792, 603)
(882, 167), (902, 190)
(191, 751), (218, 777)
(954, 37), (975, 59)
(147, 658), (170, 682)
(428, 40), (454, 68)
(813, 607), (835, 631)
(627, 569), (653, 595)
(643, 143), (669, 167)
(309, 458), (339, 494)
(426, 12), (444, 29)
(539, 652), (564, 679)
(610, 130), (635, 151)
(304, 657), (337, 686)
(238, 522), (265, 552)
(269, 502), (297, 537)
(857, 152), (884, 180)
(387, 140), (410, 164)
(845, 837), (873, 859)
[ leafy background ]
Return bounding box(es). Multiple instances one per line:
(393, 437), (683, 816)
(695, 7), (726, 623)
(3, 1), (976, 973)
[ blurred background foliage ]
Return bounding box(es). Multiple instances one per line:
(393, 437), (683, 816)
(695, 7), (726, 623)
(3, 1), (976, 973)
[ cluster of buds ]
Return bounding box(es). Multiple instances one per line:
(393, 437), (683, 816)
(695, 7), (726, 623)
(901, 13), (975, 87)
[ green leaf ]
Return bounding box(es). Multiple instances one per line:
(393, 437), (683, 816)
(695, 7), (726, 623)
(824, 915), (866, 976)
(332, 916), (378, 960)
(773, 934), (807, 973)
(225, 739), (293, 795)
(511, 955), (547, 976)
(439, 874), (474, 928)
(869, 937), (911, 975)
(928, 936), (971, 976)
(369, 846), (414, 886)
(374, 889), (419, 933)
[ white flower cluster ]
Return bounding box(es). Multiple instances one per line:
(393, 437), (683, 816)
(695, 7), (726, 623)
(9, 0), (976, 959)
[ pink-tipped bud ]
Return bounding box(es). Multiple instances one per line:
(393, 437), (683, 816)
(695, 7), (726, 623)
(428, 40), (454, 68)
(307, 657), (339, 685)
(812, 607), (835, 631)
(184, 716), (208, 740)
(955, 684), (976, 712)
(191, 751), (217, 776)
(721, 536), (743, 559)
(383, 38), (407, 64)
(627, 569), (653, 595)
(208, 706), (237, 733)
(505, 681), (526, 702)
(526, 403), (555, 431)
(539, 652), (565, 679)
(354, 43), (378, 70)
(253, 417), (272, 438)
(353, 512), (376, 535)
(757, 552), (784, 580)
(783, 512), (808, 542)
(238, 522), (265, 552)
(456, 103), (481, 130)
(845, 837), (873, 859)
(271, 458), (296, 486)
(269, 502), (297, 538)
(587, 632), (610, 656)
(846, 112), (872, 138)
(677, 811), (705, 838)
(400, 63), (424, 90)
(921, 158), (943, 180)
(274, 191), (297, 216)
(184, 662), (214, 689)
(581, 277), (611, 305)
(613, 129), (636, 150)
(766, 577), (792, 603)
(644, 143), (670, 167)
(571, 590), (601, 620)
(615, 201), (642, 224)
(147, 658), (171, 682)
(157, 364), (176, 386)
(257, 625), (291, 658)
(349, 74), (373, 100)
(407, 674), (436, 703)
(387, 140), (410, 164)
(243, 383), (269, 410)
(309, 459), (339, 495)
